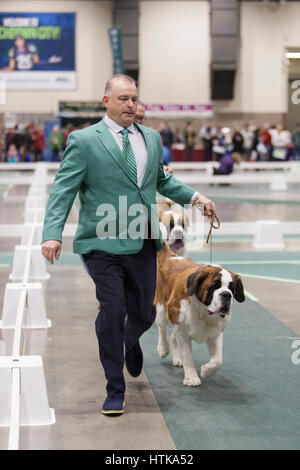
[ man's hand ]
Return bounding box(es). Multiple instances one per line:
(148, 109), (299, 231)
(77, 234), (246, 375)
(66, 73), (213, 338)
(41, 240), (62, 264)
(163, 165), (174, 174)
(193, 193), (216, 218)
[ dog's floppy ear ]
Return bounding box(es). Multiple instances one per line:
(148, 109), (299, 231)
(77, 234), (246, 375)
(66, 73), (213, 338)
(234, 275), (245, 303)
(186, 269), (209, 297)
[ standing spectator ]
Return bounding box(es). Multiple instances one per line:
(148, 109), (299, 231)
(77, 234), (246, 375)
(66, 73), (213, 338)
(19, 144), (33, 162)
(271, 124), (291, 161)
(135, 101), (146, 125)
(160, 122), (173, 163)
(258, 122), (272, 161)
(173, 127), (184, 144)
(160, 121), (173, 149)
(49, 125), (64, 162)
(11, 124), (26, 151)
(241, 124), (254, 160)
(4, 127), (15, 161)
(63, 123), (74, 150)
(183, 121), (196, 161)
(212, 126), (226, 161)
(291, 123), (300, 161)
(199, 121), (216, 162)
(232, 126), (244, 158)
(30, 125), (46, 161)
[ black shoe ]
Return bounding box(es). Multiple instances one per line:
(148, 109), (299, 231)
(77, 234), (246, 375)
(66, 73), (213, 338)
(125, 341), (143, 377)
(102, 396), (125, 416)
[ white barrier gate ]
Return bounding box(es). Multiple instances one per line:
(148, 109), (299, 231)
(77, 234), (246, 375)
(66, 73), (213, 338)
(0, 163), (55, 450)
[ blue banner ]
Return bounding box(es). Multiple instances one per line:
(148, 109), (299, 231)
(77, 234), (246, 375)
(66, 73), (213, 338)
(0, 12), (76, 90)
(108, 26), (125, 74)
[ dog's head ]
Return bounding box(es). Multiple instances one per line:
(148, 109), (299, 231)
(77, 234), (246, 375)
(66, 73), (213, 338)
(186, 265), (245, 318)
(159, 200), (189, 255)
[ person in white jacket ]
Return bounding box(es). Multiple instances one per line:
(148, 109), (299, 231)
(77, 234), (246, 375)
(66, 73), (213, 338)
(271, 124), (291, 161)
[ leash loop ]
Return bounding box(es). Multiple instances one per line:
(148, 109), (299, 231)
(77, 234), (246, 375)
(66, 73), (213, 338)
(206, 211), (220, 245)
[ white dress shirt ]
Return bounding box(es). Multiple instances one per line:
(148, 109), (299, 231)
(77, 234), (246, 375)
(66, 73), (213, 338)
(104, 114), (148, 187)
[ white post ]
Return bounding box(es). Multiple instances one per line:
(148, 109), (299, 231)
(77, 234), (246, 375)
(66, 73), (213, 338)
(9, 245), (50, 281)
(0, 356), (55, 427)
(252, 220), (285, 249)
(1, 283), (51, 329)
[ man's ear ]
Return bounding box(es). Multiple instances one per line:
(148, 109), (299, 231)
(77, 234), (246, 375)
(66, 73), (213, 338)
(234, 275), (245, 303)
(186, 269), (209, 297)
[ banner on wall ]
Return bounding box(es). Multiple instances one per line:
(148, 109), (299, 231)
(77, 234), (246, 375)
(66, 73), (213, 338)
(0, 12), (76, 90)
(108, 26), (125, 75)
(145, 104), (213, 118)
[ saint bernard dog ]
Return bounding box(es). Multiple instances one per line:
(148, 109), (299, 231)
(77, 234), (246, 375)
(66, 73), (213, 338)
(158, 199), (189, 256)
(154, 243), (245, 386)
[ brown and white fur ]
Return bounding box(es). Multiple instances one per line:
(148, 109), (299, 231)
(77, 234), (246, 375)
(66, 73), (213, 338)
(154, 243), (245, 386)
(158, 199), (189, 256)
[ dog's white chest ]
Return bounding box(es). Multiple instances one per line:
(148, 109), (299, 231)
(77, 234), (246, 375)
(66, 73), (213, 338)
(179, 299), (225, 344)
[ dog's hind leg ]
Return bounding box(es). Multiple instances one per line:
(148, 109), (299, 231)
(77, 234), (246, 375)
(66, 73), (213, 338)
(156, 303), (169, 358)
(170, 326), (183, 367)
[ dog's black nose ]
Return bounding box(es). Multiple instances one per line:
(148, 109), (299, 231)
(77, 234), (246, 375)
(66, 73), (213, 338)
(220, 291), (232, 301)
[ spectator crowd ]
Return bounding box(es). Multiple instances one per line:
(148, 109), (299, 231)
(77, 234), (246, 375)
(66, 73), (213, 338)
(159, 121), (300, 165)
(2, 119), (300, 167)
(2, 122), (75, 163)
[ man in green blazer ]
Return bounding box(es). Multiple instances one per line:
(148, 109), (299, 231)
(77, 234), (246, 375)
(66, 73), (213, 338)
(42, 74), (215, 415)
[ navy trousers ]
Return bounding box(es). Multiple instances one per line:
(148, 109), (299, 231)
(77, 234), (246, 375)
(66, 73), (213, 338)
(82, 238), (157, 399)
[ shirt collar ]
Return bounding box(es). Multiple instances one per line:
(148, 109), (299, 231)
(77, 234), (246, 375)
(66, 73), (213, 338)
(104, 114), (137, 135)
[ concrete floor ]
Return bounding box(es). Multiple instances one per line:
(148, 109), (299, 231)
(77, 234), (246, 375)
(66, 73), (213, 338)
(0, 174), (300, 449)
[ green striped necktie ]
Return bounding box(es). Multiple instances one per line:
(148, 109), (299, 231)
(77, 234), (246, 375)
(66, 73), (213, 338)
(120, 128), (137, 181)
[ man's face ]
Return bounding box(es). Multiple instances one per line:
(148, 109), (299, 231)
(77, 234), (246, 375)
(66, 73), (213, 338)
(135, 104), (145, 124)
(102, 79), (138, 128)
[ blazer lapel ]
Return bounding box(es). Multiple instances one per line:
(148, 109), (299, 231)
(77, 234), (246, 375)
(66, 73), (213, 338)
(95, 119), (138, 186)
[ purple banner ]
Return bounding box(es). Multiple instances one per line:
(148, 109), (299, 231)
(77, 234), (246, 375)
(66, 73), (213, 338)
(145, 104), (213, 112)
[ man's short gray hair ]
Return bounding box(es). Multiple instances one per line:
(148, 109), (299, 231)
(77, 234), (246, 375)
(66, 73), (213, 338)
(104, 74), (137, 95)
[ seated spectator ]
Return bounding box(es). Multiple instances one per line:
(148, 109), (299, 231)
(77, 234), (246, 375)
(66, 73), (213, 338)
(7, 143), (21, 163)
(213, 151), (241, 176)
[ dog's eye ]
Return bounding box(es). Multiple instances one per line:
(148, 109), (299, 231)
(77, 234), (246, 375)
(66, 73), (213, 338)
(169, 221), (174, 230)
(212, 280), (221, 289)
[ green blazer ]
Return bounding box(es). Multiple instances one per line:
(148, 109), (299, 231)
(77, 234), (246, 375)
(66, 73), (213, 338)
(42, 118), (195, 254)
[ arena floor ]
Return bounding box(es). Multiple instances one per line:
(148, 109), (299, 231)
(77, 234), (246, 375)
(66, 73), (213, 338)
(0, 175), (300, 450)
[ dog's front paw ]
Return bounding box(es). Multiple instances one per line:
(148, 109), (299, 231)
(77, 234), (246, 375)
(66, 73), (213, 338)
(183, 373), (202, 387)
(173, 358), (183, 367)
(157, 342), (169, 358)
(201, 362), (221, 379)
